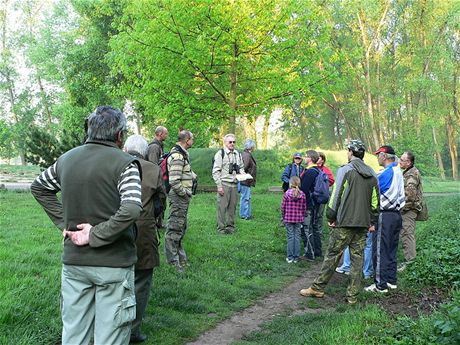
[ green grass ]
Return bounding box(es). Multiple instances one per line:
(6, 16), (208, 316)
(0, 191), (459, 344)
(231, 195), (460, 345)
(0, 190), (311, 345)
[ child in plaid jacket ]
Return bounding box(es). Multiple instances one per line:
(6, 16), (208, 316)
(281, 176), (307, 263)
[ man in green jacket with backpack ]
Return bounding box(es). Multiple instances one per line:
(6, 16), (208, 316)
(300, 140), (379, 304)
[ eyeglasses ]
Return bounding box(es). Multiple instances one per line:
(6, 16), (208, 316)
(294, 157), (302, 159)
(228, 141), (236, 144)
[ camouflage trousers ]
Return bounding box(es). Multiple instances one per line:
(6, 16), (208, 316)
(311, 226), (367, 300)
(165, 191), (191, 265)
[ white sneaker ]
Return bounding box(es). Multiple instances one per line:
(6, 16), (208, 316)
(387, 283), (397, 289)
(286, 258), (293, 263)
(335, 267), (350, 275)
(364, 283), (388, 293)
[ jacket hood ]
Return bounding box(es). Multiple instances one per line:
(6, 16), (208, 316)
(349, 157), (375, 178)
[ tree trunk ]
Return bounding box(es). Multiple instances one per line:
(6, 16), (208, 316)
(228, 41), (238, 134)
(432, 127), (446, 180)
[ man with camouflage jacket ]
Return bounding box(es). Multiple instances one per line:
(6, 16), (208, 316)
(165, 130), (197, 272)
(398, 150), (424, 271)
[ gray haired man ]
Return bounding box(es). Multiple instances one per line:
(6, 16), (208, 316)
(212, 133), (245, 234)
(124, 134), (166, 343)
(31, 106), (142, 345)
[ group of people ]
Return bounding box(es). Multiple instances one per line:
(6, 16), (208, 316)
(30, 105), (425, 344)
(281, 141), (425, 304)
(31, 106), (260, 344)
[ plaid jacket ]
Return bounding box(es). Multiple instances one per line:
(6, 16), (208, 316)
(281, 188), (307, 223)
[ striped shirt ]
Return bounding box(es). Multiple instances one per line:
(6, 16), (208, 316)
(36, 162), (142, 206)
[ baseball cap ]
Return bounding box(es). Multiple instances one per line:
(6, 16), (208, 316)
(374, 145), (395, 155)
(293, 152), (302, 158)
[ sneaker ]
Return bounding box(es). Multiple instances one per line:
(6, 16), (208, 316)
(335, 267), (350, 275)
(293, 259), (298, 263)
(299, 287), (325, 298)
(387, 283), (397, 289)
(364, 283), (388, 293)
(286, 258), (294, 263)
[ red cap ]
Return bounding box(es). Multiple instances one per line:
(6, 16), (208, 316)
(374, 145), (395, 155)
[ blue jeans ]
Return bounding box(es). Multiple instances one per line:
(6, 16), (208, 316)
(285, 223), (302, 260)
(338, 231), (374, 277)
(239, 185), (252, 219)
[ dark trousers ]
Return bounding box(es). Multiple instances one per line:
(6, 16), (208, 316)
(372, 210), (402, 290)
(301, 205), (322, 258)
(132, 269), (154, 336)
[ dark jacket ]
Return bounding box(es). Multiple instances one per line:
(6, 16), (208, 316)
(147, 138), (164, 165)
(300, 165), (319, 210)
(281, 162), (304, 183)
(129, 152), (166, 270)
(31, 140), (142, 267)
(240, 150), (257, 187)
(326, 157), (379, 228)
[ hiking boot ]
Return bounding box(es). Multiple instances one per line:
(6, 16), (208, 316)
(364, 283), (388, 293)
(130, 332), (147, 343)
(335, 267), (350, 275)
(299, 287), (324, 298)
(387, 283), (397, 289)
(299, 255), (314, 262)
(346, 297), (358, 305)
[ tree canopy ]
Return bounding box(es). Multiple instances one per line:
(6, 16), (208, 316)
(0, 0), (458, 179)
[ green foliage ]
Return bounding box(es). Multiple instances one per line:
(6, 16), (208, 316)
(404, 197), (460, 289)
(0, 119), (14, 159)
(25, 126), (83, 168)
(433, 290), (460, 345)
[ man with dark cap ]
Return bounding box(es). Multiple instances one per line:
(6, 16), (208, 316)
(365, 145), (405, 293)
(300, 140), (379, 304)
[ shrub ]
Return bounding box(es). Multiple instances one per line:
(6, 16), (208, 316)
(404, 197), (460, 289)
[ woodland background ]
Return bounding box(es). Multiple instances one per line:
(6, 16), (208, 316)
(0, 0), (458, 179)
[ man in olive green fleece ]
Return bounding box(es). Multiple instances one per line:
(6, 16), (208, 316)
(31, 106), (142, 345)
(165, 130), (197, 272)
(300, 140), (379, 304)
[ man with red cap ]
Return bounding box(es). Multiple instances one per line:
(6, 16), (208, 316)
(365, 145), (405, 293)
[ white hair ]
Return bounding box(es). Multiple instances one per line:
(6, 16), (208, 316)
(124, 134), (148, 157)
(243, 139), (256, 150)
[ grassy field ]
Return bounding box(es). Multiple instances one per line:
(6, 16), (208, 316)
(0, 190), (306, 345)
(0, 189), (459, 345)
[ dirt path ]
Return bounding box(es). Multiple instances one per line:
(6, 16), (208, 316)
(186, 262), (325, 345)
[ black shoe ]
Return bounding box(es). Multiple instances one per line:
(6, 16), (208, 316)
(130, 332), (147, 343)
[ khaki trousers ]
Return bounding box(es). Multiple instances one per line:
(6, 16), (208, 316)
(312, 227), (367, 300)
(217, 184), (238, 233)
(61, 264), (135, 345)
(400, 210), (417, 262)
(165, 191), (191, 265)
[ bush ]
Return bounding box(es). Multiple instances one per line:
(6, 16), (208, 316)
(404, 197), (460, 289)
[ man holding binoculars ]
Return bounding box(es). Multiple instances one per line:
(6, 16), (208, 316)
(212, 133), (245, 234)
